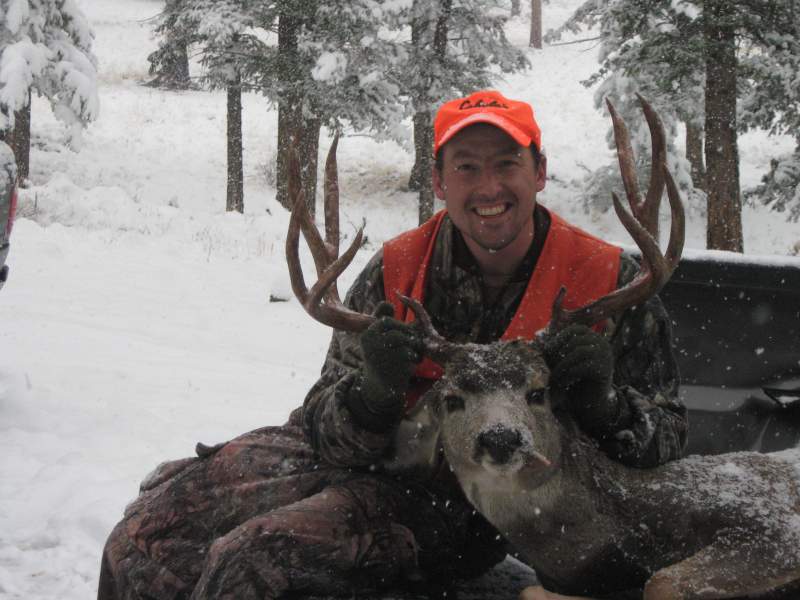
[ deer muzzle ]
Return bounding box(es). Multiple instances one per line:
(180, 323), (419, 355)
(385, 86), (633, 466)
(476, 426), (524, 465)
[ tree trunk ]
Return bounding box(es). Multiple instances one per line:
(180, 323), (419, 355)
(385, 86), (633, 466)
(511, 0), (521, 17)
(415, 111), (435, 224)
(529, 0), (542, 49)
(276, 105), (321, 217)
(6, 90), (32, 186)
(410, 0), (451, 223)
(167, 40), (191, 88)
(408, 107), (429, 193)
(274, 10), (320, 217)
(276, 101), (294, 211)
(685, 120), (706, 191)
(146, 38), (191, 89)
(704, 2), (742, 252)
(226, 83), (244, 213)
(299, 117), (321, 216)
(407, 8), (426, 193)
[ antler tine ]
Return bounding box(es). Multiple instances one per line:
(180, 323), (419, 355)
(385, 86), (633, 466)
(606, 99), (643, 223)
(286, 192), (311, 305)
(662, 164), (685, 275)
(398, 294), (459, 364)
(324, 134), (341, 257)
(638, 93), (666, 240)
(606, 96), (662, 239)
(322, 134), (342, 301)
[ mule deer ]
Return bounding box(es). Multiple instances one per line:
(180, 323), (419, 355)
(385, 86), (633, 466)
(285, 97), (800, 599)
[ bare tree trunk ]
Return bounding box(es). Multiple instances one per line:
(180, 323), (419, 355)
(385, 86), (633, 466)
(407, 7), (426, 194)
(529, 0), (542, 49)
(7, 90), (32, 186)
(274, 10), (320, 217)
(299, 117), (321, 216)
(173, 42), (191, 87)
(410, 0), (451, 223)
(415, 111), (435, 224)
(685, 120), (706, 191)
(704, 2), (742, 252)
(511, 0), (520, 17)
(408, 111), (427, 192)
(276, 105), (321, 217)
(276, 102), (294, 211)
(226, 82), (244, 213)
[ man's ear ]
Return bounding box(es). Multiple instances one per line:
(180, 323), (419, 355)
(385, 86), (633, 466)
(536, 153), (547, 192)
(432, 165), (446, 200)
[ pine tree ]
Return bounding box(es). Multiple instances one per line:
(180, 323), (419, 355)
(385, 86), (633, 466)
(738, 11), (800, 223)
(402, 0), (529, 222)
(266, 0), (409, 215)
(0, 0), (98, 183)
(159, 0), (408, 214)
(156, 0), (527, 220)
(146, 0), (193, 90)
(549, 0), (800, 252)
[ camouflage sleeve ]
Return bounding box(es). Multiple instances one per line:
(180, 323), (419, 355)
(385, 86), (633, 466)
(301, 250), (397, 468)
(603, 252), (688, 468)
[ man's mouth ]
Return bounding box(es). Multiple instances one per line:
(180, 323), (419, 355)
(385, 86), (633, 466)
(473, 203), (509, 218)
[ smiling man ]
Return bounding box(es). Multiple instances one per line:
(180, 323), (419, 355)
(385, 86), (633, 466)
(98, 91), (687, 600)
(295, 90), (687, 596)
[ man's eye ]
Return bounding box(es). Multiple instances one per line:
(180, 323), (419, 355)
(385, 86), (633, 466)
(526, 389), (546, 406)
(444, 394), (465, 412)
(455, 163), (477, 172)
(498, 159), (519, 169)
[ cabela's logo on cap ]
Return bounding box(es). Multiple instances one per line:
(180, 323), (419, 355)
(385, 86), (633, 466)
(458, 98), (510, 111)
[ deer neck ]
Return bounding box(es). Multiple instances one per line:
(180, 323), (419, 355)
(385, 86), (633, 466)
(497, 427), (632, 551)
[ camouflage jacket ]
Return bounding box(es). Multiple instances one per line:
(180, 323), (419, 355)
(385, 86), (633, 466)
(301, 208), (687, 477)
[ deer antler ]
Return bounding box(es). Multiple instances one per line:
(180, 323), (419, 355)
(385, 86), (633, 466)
(285, 134), (375, 332)
(607, 94), (667, 240)
(285, 137), (453, 359)
(549, 96), (685, 332)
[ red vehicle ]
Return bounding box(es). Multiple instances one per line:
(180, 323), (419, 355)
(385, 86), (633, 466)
(0, 141), (17, 290)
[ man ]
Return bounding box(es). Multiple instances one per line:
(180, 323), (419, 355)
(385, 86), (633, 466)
(98, 90), (686, 600)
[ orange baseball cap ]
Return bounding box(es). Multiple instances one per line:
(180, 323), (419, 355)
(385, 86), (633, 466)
(433, 90), (542, 155)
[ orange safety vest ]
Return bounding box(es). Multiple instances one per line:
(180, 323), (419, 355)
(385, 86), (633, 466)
(382, 208), (622, 410)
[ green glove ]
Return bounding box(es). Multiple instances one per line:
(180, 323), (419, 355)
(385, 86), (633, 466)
(347, 302), (424, 432)
(544, 324), (629, 437)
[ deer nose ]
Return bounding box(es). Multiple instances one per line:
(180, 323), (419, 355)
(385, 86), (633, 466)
(477, 428), (523, 464)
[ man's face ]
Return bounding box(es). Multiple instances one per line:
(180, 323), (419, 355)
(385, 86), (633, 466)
(433, 124), (546, 254)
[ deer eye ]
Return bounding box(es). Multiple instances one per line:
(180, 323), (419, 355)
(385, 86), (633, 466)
(526, 389), (546, 406)
(444, 394), (465, 412)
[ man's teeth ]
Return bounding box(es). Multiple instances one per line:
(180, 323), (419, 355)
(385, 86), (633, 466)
(475, 204), (506, 217)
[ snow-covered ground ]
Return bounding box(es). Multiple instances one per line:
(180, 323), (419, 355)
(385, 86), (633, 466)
(1, 1), (799, 598)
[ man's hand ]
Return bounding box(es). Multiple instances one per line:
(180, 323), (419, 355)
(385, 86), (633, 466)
(347, 302), (424, 432)
(543, 324), (628, 437)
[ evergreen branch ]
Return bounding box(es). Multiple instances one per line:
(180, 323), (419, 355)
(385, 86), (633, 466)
(547, 36), (601, 46)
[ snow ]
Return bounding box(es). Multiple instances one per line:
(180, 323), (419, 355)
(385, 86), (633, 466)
(0, 0), (798, 598)
(312, 51), (348, 82)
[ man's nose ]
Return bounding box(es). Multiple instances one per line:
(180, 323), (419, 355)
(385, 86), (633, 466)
(474, 167), (503, 197)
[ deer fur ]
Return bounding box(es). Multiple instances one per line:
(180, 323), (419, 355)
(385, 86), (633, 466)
(421, 337), (800, 600)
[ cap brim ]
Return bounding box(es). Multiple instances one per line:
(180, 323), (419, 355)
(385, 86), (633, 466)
(436, 112), (533, 153)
